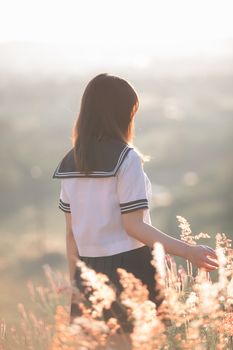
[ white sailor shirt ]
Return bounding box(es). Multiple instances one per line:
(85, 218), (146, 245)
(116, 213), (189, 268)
(52, 135), (153, 257)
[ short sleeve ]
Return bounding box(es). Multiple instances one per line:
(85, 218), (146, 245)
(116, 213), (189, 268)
(117, 149), (149, 214)
(58, 180), (71, 213)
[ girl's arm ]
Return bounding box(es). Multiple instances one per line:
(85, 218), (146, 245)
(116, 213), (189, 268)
(121, 209), (219, 271)
(64, 212), (79, 283)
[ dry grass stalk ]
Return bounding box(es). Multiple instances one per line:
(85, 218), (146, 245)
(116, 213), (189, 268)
(1, 216), (233, 349)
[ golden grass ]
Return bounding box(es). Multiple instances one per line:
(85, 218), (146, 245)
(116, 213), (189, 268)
(0, 216), (232, 350)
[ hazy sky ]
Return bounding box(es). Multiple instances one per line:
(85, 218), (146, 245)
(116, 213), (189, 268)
(1, 0), (233, 49)
(1, 0), (233, 73)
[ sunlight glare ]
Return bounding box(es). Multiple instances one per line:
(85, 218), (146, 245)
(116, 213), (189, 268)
(0, 0), (232, 58)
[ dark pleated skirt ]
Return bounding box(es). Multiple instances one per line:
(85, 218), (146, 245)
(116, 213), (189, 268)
(71, 245), (165, 333)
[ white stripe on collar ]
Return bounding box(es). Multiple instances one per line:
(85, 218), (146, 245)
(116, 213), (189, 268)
(52, 144), (133, 178)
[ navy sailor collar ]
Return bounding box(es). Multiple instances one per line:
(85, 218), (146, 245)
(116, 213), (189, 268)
(52, 135), (133, 178)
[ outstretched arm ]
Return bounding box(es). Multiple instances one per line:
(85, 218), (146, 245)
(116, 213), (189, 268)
(121, 209), (219, 271)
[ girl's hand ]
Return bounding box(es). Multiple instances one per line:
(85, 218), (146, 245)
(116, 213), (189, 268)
(187, 244), (219, 271)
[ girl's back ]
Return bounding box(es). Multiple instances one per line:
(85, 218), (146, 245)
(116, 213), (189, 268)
(53, 135), (152, 257)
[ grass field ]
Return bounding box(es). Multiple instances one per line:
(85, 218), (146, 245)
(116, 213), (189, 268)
(0, 216), (232, 349)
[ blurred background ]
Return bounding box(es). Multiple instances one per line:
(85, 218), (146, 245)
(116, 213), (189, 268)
(0, 0), (232, 326)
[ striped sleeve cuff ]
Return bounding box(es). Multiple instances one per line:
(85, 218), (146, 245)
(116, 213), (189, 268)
(58, 198), (71, 213)
(120, 199), (149, 214)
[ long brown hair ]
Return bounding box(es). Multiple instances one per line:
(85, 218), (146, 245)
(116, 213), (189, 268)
(71, 73), (141, 174)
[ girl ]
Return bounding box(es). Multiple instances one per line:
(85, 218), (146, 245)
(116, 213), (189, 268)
(52, 73), (219, 334)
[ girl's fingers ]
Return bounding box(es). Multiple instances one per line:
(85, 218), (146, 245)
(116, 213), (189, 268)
(203, 246), (218, 259)
(205, 245), (215, 252)
(207, 250), (218, 260)
(201, 263), (218, 271)
(204, 257), (219, 267)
